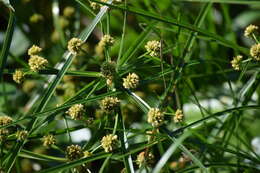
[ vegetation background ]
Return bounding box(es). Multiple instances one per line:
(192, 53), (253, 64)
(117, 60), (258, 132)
(0, 0), (260, 172)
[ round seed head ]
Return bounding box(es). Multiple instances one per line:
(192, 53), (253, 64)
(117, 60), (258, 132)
(42, 134), (56, 147)
(66, 145), (84, 161)
(66, 104), (84, 120)
(250, 44), (260, 61)
(100, 61), (116, 78)
(13, 69), (25, 84)
(147, 108), (164, 127)
(101, 134), (119, 152)
(28, 55), (48, 72)
(174, 109), (184, 123)
(244, 24), (258, 37)
(145, 40), (161, 57)
(100, 97), (120, 112)
(99, 35), (115, 48)
(123, 73), (139, 89)
(28, 45), (42, 56)
(67, 38), (84, 55)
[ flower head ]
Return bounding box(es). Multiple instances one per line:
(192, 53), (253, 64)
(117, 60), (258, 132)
(67, 38), (84, 55)
(101, 134), (119, 152)
(123, 73), (139, 89)
(90, 2), (100, 10)
(28, 45), (42, 56)
(0, 129), (9, 142)
(145, 40), (161, 57)
(100, 97), (120, 112)
(30, 13), (44, 23)
(66, 104), (84, 120)
(28, 55), (48, 72)
(174, 109), (184, 123)
(0, 116), (13, 126)
(13, 69), (25, 84)
(244, 24), (258, 37)
(16, 130), (28, 141)
(42, 134), (56, 147)
(100, 61), (116, 79)
(66, 145), (84, 161)
(99, 35), (115, 47)
(231, 55), (243, 70)
(63, 6), (75, 18)
(250, 44), (260, 61)
(136, 151), (154, 168)
(147, 108), (164, 127)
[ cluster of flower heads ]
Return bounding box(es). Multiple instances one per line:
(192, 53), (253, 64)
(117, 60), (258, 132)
(231, 24), (259, 70)
(101, 134), (119, 152)
(147, 108), (164, 127)
(174, 109), (184, 123)
(100, 97), (120, 112)
(66, 104), (85, 120)
(42, 134), (56, 147)
(28, 45), (48, 72)
(0, 116), (13, 142)
(123, 73), (139, 89)
(66, 144), (84, 161)
(67, 38), (84, 55)
(145, 40), (161, 57)
(95, 35), (115, 56)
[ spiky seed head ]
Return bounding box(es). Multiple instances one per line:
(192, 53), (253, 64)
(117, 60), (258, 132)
(63, 6), (75, 18)
(16, 130), (28, 141)
(244, 24), (258, 37)
(136, 151), (154, 168)
(42, 134), (56, 147)
(100, 61), (116, 78)
(66, 145), (84, 161)
(29, 13), (44, 23)
(145, 40), (161, 57)
(147, 108), (164, 127)
(99, 35), (115, 48)
(174, 109), (184, 123)
(66, 104), (84, 120)
(123, 73), (139, 89)
(231, 55), (243, 71)
(28, 45), (42, 56)
(101, 134), (119, 152)
(28, 55), (48, 72)
(13, 69), (25, 84)
(100, 97), (120, 112)
(250, 44), (260, 61)
(0, 116), (13, 126)
(67, 38), (84, 55)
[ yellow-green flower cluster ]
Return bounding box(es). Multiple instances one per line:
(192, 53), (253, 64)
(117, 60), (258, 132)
(136, 151), (154, 168)
(244, 24), (258, 37)
(28, 45), (42, 56)
(67, 38), (84, 55)
(123, 73), (139, 89)
(63, 6), (75, 18)
(231, 55), (243, 70)
(145, 40), (161, 57)
(29, 13), (44, 23)
(66, 145), (84, 161)
(16, 130), (28, 141)
(100, 97), (120, 112)
(28, 55), (48, 72)
(250, 44), (260, 61)
(42, 134), (56, 147)
(84, 151), (92, 157)
(147, 108), (164, 127)
(13, 69), (25, 84)
(174, 109), (184, 123)
(66, 104), (84, 120)
(0, 116), (13, 126)
(99, 35), (115, 48)
(101, 134), (119, 152)
(27, 45), (48, 72)
(90, 2), (100, 10)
